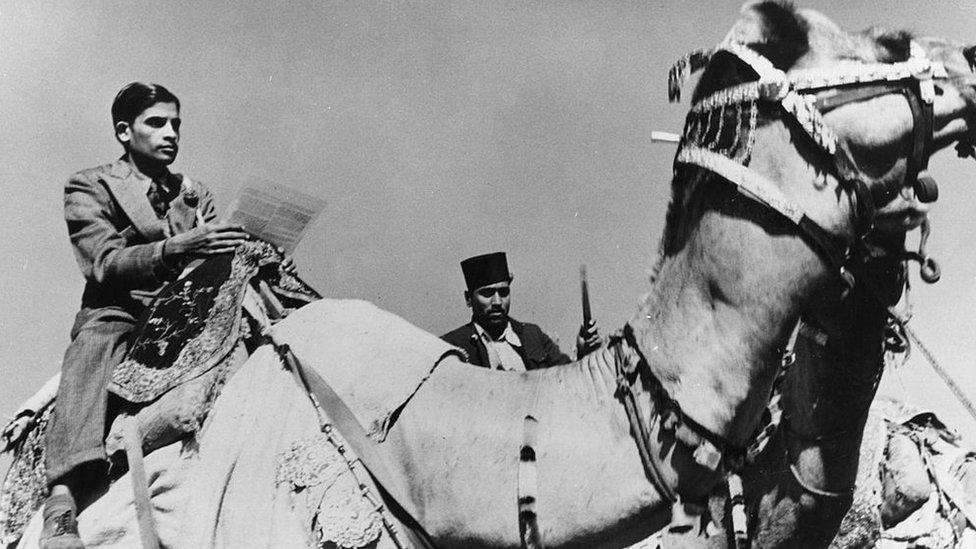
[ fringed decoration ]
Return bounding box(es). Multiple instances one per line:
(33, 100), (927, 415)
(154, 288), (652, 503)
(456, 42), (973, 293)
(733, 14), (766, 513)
(680, 97), (759, 166)
(668, 49), (713, 102)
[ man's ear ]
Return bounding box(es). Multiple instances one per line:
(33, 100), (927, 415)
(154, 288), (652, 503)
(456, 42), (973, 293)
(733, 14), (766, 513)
(115, 121), (131, 145)
(464, 291), (472, 308)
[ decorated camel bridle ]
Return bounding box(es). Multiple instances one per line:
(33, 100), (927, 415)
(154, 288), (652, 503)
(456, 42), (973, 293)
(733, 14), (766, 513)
(670, 40), (950, 288)
(614, 39), (968, 545)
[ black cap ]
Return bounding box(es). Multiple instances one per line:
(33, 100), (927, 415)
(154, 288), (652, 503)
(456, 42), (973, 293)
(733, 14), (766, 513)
(460, 252), (511, 291)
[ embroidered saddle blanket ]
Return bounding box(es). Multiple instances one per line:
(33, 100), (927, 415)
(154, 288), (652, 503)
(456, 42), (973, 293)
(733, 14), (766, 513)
(110, 240), (319, 403)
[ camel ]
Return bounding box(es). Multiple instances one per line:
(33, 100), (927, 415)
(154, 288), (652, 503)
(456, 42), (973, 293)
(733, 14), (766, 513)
(3, 2), (976, 548)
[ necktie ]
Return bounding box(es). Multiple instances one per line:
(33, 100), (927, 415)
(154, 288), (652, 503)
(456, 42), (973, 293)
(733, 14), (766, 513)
(147, 179), (171, 218)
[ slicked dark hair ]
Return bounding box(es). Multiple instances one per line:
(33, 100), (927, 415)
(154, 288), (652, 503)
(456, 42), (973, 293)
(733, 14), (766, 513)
(111, 82), (180, 125)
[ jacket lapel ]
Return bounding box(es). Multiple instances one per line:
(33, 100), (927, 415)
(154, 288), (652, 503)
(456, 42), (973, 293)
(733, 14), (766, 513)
(101, 160), (167, 241)
(466, 325), (491, 368)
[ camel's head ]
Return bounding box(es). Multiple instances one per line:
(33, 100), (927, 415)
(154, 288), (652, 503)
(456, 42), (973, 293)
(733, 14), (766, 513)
(752, 3), (973, 230)
(662, 1), (976, 296)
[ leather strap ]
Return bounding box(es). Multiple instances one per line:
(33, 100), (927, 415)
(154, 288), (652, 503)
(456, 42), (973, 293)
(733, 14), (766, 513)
(123, 414), (161, 549)
(815, 81), (936, 205)
(677, 147), (803, 223)
(677, 147), (852, 281)
(277, 340), (437, 549)
(240, 284), (434, 549)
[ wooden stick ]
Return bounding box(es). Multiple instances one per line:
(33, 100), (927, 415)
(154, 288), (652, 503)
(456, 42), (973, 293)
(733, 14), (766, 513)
(651, 131), (681, 143)
(580, 265), (592, 325)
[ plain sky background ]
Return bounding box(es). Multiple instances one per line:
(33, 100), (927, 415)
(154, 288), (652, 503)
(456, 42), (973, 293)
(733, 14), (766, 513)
(2, 0), (976, 477)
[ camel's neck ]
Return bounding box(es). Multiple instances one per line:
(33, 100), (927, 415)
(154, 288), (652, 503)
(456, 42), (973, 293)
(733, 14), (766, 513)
(631, 263), (800, 446)
(632, 125), (841, 445)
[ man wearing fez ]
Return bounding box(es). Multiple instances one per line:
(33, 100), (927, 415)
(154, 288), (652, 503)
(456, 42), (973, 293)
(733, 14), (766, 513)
(37, 82), (255, 548)
(441, 252), (601, 371)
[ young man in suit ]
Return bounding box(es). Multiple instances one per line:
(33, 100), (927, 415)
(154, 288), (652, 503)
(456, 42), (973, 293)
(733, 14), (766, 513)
(441, 252), (600, 371)
(40, 82), (251, 548)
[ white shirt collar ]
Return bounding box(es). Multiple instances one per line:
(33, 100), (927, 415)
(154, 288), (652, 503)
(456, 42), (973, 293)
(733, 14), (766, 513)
(472, 321), (525, 372)
(472, 321), (522, 347)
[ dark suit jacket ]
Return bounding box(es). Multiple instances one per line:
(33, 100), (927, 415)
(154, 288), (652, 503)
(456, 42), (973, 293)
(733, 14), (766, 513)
(441, 318), (571, 370)
(64, 158), (218, 329)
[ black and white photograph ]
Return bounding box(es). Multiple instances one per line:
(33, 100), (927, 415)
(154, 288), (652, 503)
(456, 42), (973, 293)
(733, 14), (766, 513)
(1, 1), (975, 547)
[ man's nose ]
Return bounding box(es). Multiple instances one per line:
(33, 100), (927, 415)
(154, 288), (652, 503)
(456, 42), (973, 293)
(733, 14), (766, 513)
(162, 122), (178, 140)
(490, 293), (502, 305)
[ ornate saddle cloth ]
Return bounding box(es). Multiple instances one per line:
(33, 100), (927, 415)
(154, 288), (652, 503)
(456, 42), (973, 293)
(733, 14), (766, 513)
(110, 240), (319, 403)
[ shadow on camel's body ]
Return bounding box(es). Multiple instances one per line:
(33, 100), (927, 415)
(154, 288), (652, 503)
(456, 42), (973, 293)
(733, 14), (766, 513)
(4, 2), (976, 548)
(688, 251), (906, 548)
(699, 254), (976, 548)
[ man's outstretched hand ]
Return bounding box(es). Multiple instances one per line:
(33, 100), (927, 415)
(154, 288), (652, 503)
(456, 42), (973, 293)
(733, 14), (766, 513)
(576, 319), (601, 358)
(164, 223), (250, 259)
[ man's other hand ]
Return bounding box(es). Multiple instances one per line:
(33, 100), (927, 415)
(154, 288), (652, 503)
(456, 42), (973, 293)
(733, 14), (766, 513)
(576, 319), (601, 358)
(164, 223), (250, 258)
(277, 246), (298, 276)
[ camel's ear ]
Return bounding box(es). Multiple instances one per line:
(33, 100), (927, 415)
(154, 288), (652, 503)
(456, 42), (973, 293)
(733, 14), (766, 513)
(724, 1), (809, 70)
(690, 2), (810, 102)
(964, 45), (976, 72)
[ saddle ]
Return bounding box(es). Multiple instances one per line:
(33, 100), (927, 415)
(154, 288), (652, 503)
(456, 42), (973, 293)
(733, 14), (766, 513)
(111, 240), (320, 403)
(0, 240), (319, 545)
